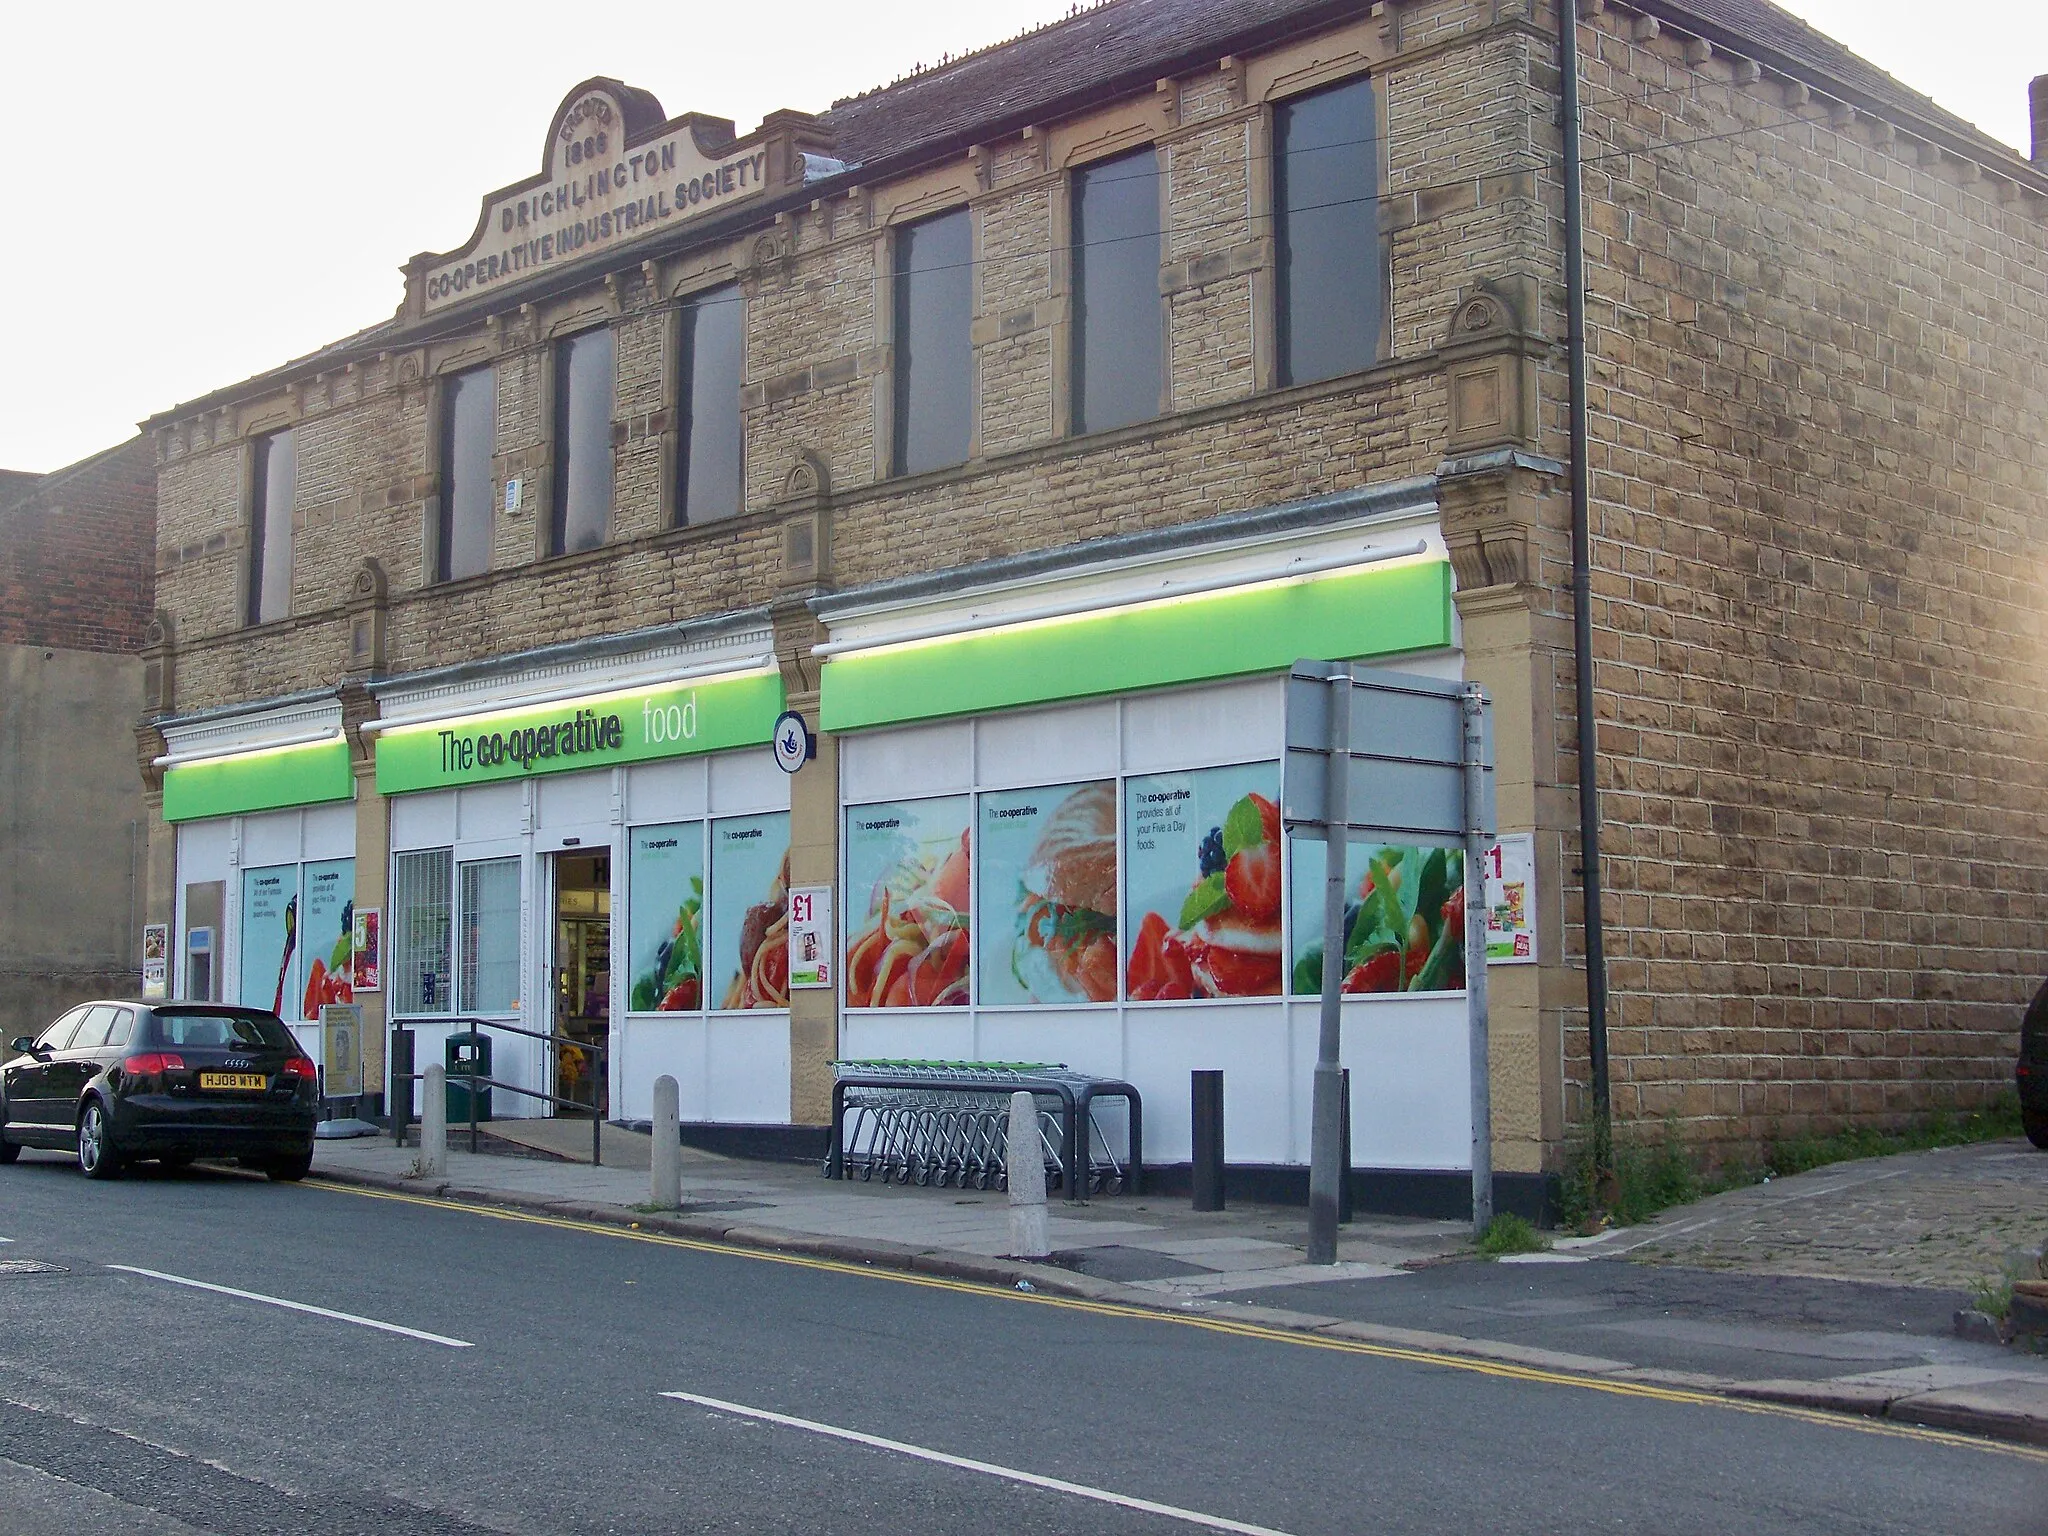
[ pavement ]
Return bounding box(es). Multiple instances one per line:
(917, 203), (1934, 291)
(309, 1121), (2048, 1451)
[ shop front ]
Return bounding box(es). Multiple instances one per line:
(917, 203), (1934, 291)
(369, 627), (791, 1124)
(810, 494), (1524, 1187)
(158, 700), (360, 1074)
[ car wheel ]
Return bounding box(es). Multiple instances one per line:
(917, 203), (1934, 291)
(2025, 1105), (2048, 1151)
(77, 1102), (122, 1180)
(266, 1149), (314, 1182)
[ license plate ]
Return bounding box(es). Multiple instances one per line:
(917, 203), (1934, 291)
(198, 1072), (267, 1091)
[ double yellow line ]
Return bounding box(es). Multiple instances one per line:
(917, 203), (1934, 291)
(309, 1179), (2048, 1464)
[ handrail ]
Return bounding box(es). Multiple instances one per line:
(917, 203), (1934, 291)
(389, 1016), (610, 1166)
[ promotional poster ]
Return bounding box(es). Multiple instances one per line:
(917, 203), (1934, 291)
(977, 781), (1118, 1006)
(1124, 763), (1284, 1000)
(844, 796), (971, 1008)
(712, 812), (791, 1009)
(239, 866), (299, 1018)
(628, 823), (704, 1012)
(300, 859), (356, 1020)
(1288, 840), (1467, 996)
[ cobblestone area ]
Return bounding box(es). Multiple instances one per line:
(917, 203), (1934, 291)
(1599, 1141), (2048, 1290)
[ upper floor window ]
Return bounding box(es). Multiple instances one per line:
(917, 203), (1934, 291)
(246, 427), (296, 625)
(550, 327), (614, 556)
(1071, 148), (1161, 436)
(678, 285), (744, 525)
(892, 207), (972, 475)
(437, 364), (496, 582)
(1273, 76), (1384, 388)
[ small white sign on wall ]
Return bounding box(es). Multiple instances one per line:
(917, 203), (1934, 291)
(1485, 832), (1537, 964)
(787, 885), (832, 989)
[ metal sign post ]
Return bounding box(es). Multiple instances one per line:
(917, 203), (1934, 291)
(1285, 663), (1496, 1252)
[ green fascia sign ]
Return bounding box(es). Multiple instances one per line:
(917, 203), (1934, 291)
(819, 557), (1454, 733)
(373, 668), (786, 796)
(162, 737), (355, 823)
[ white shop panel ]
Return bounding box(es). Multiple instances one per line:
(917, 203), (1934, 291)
(627, 758), (708, 823)
(457, 781), (524, 841)
(709, 750), (789, 816)
(839, 718), (974, 803)
(302, 801), (357, 861)
(974, 700), (1119, 788)
(972, 1010), (1124, 1080)
(1121, 677), (1283, 774)
(398, 1018), (547, 1121)
(1122, 1003), (1297, 1164)
(176, 819), (233, 883)
(839, 1011), (976, 1064)
(390, 790), (457, 850)
(536, 768), (611, 832)
(614, 1016), (792, 1124)
(239, 809), (304, 868)
(1315, 995), (1471, 1170)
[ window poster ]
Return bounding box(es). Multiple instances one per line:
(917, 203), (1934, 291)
(1124, 763), (1283, 1001)
(844, 796), (971, 1008)
(351, 906), (382, 993)
(1485, 832), (1537, 963)
(240, 864), (300, 1017)
(711, 812), (791, 1009)
(628, 823), (704, 1012)
(1288, 840), (1467, 996)
(299, 859), (356, 1020)
(978, 782), (1118, 1005)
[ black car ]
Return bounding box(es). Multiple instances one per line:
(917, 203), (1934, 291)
(0, 1002), (318, 1180)
(2022, 977), (2048, 1150)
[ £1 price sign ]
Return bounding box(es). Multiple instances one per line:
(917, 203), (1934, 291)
(787, 885), (833, 989)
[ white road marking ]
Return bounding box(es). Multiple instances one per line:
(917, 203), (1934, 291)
(106, 1265), (473, 1348)
(663, 1389), (1298, 1535)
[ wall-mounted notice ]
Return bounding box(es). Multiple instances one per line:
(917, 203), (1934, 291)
(141, 924), (168, 1001)
(351, 907), (382, 993)
(786, 886), (832, 991)
(1485, 832), (1537, 963)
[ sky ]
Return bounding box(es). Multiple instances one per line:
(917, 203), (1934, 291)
(2, 0), (2041, 473)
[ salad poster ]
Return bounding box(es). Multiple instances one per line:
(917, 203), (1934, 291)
(1124, 764), (1284, 1000)
(299, 859), (356, 1019)
(1288, 840), (1466, 996)
(239, 865), (299, 1017)
(629, 823), (704, 1011)
(844, 796), (971, 1008)
(711, 812), (791, 1009)
(978, 782), (1118, 1006)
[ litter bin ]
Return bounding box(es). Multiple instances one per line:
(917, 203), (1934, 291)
(446, 1029), (492, 1123)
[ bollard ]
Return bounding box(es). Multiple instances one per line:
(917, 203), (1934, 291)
(651, 1074), (682, 1210)
(1338, 1066), (1353, 1226)
(1191, 1070), (1224, 1212)
(1006, 1090), (1050, 1259)
(390, 1027), (415, 1148)
(420, 1063), (447, 1178)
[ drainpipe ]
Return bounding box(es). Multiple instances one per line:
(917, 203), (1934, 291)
(1557, 0), (1613, 1168)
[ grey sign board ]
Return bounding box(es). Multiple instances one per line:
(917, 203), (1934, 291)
(1282, 662), (1494, 842)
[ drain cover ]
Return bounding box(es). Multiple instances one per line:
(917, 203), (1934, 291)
(0, 1258), (67, 1277)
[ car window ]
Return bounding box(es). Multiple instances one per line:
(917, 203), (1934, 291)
(35, 1007), (90, 1051)
(105, 1009), (136, 1050)
(68, 1006), (121, 1051)
(154, 1012), (293, 1051)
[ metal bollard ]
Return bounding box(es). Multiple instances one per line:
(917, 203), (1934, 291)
(1191, 1070), (1224, 1212)
(651, 1074), (682, 1210)
(1338, 1066), (1353, 1226)
(390, 1027), (415, 1148)
(1006, 1091), (1049, 1259)
(420, 1063), (446, 1178)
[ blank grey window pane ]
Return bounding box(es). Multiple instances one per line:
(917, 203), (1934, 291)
(680, 285), (744, 524)
(893, 208), (972, 475)
(439, 366), (496, 580)
(551, 328), (614, 555)
(1275, 77), (1382, 387)
(247, 428), (295, 624)
(1071, 149), (1161, 436)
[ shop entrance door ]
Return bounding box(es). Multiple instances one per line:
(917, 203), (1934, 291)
(548, 851), (611, 1117)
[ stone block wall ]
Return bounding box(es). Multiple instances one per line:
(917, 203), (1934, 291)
(0, 437), (157, 654)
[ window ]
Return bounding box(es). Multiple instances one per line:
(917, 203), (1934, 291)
(183, 880), (224, 1001)
(438, 365), (497, 581)
(459, 858), (521, 1012)
(892, 208), (972, 475)
(1273, 76), (1384, 387)
(68, 1006), (122, 1051)
(35, 1008), (89, 1052)
(1071, 148), (1161, 435)
(246, 427), (296, 624)
(391, 849), (453, 1014)
(550, 327), (615, 555)
(678, 285), (744, 524)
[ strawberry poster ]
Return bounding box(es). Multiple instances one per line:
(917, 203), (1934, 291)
(1123, 763), (1283, 1000)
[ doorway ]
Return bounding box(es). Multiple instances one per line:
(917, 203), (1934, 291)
(549, 851), (611, 1116)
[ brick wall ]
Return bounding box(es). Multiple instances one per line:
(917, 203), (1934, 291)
(0, 437), (157, 654)
(1553, 4), (2048, 1146)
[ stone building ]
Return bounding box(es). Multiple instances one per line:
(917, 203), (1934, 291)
(134, 0), (2048, 1211)
(2, 438), (158, 1041)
